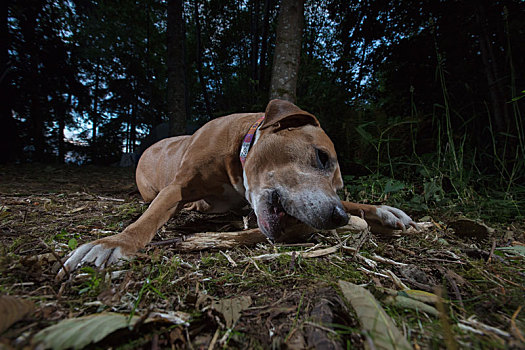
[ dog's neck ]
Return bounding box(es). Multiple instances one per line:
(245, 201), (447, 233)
(239, 115), (265, 167)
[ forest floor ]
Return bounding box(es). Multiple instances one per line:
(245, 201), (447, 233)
(0, 164), (524, 349)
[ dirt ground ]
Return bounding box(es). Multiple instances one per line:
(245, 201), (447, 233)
(1, 164), (524, 349)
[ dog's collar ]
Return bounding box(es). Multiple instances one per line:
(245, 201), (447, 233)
(239, 115), (265, 167)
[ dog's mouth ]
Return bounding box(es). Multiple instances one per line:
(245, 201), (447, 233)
(255, 190), (306, 242)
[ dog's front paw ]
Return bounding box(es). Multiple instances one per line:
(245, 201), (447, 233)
(374, 205), (419, 231)
(56, 242), (130, 280)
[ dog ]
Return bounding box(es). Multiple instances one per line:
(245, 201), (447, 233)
(58, 99), (416, 278)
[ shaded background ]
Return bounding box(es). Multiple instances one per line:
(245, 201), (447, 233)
(1, 0), (524, 212)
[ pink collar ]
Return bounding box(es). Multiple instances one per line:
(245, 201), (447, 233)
(239, 115), (265, 167)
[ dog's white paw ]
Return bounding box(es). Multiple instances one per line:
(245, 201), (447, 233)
(56, 242), (128, 280)
(375, 205), (418, 231)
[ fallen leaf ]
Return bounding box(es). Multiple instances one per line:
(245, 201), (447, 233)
(211, 295), (252, 328)
(147, 311), (191, 326)
(338, 280), (411, 350)
(300, 245), (339, 258)
(449, 218), (494, 239)
(0, 295), (35, 333)
(496, 245), (525, 257)
(399, 289), (440, 304)
(384, 295), (439, 317)
(33, 311), (191, 350)
(33, 313), (140, 350)
(69, 205), (88, 214)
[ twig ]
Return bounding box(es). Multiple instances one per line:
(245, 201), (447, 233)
(97, 195), (125, 202)
(370, 253), (408, 266)
(426, 258), (465, 265)
(277, 242), (315, 248)
(435, 287), (459, 350)
(149, 237), (185, 246)
(358, 267), (389, 278)
(185, 328), (195, 350)
(247, 257), (269, 275)
(341, 245), (377, 268)
(304, 321), (338, 334)
(383, 269), (409, 290)
(218, 320), (239, 345)
(459, 316), (510, 337)
(246, 244), (341, 262)
(220, 250), (237, 267)
(487, 239), (497, 264)
(510, 306), (525, 342)
(208, 327), (220, 350)
(445, 272), (465, 312)
(38, 239), (70, 280)
(353, 229), (370, 258)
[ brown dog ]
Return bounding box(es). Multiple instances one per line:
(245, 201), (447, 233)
(58, 100), (416, 277)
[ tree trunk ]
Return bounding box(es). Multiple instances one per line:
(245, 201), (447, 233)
(21, 4), (45, 161)
(258, 0), (271, 91)
(0, 0), (20, 163)
(167, 0), (187, 136)
(250, 0), (260, 85)
(269, 0), (304, 103)
(194, 1), (212, 119)
(57, 94), (69, 164)
(92, 65), (100, 143)
(130, 92), (137, 153)
(475, 2), (509, 132)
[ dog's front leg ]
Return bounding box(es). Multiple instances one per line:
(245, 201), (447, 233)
(57, 184), (185, 279)
(341, 201), (418, 232)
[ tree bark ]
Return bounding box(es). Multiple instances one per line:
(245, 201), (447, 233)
(475, 2), (509, 132)
(21, 4), (45, 161)
(269, 0), (304, 103)
(250, 0), (260, 85)
(258, 0), (271, 90)
(92, 65), (100, 143)
(0, 0), (20, 163)
(167, 0), (187, 136)
(157, 216), (368, 252)
(57, 94), (70, 164)
(194, 1), (212, 119)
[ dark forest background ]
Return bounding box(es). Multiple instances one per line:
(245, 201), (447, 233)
(1, 0), (524, 214)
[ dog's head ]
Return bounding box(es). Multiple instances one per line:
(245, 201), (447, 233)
(243, 99), (348, 242)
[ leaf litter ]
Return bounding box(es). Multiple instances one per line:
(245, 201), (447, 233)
(0, 164), (524, 349)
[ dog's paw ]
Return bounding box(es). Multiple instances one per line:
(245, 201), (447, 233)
(56, 242), (129, 280)
(374, 205), (419, 231)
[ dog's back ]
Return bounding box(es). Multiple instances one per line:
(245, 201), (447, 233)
(136, 135), (192, 202)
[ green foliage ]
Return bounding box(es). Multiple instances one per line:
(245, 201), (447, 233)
(67, 238), (78, 250)
(130, 276), (167, 320)
(77, 267), (103, 295)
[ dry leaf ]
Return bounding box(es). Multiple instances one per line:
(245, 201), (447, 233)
(33, 311), (192, 350)
(384, 295), (439, 317)
(0, 295), (35, 333)
(147, 311), (191, 326)
(449, 218), (494, 239)
(33, 313), (140, 350)
(211, 295), (252, 328)
(497, 245), (525, 257)
(338, 280), (411, 350)
(399, 289), (440, 304)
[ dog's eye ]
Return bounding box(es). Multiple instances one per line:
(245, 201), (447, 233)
(315, 148), (330, 170)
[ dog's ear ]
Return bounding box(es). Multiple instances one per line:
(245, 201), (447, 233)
(260, 99), (320, 130)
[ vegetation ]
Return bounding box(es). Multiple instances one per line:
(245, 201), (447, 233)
(1, 0), (524, 348)
(1, 166), (524, 348)
(2, 0), (524, 212)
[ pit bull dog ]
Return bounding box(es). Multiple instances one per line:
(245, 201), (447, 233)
(58, 99), (416, 278)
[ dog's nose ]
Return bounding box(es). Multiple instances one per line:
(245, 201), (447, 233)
(331, 204), (349, 227)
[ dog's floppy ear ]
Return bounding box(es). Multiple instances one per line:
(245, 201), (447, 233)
(260, 99), (320, 130)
